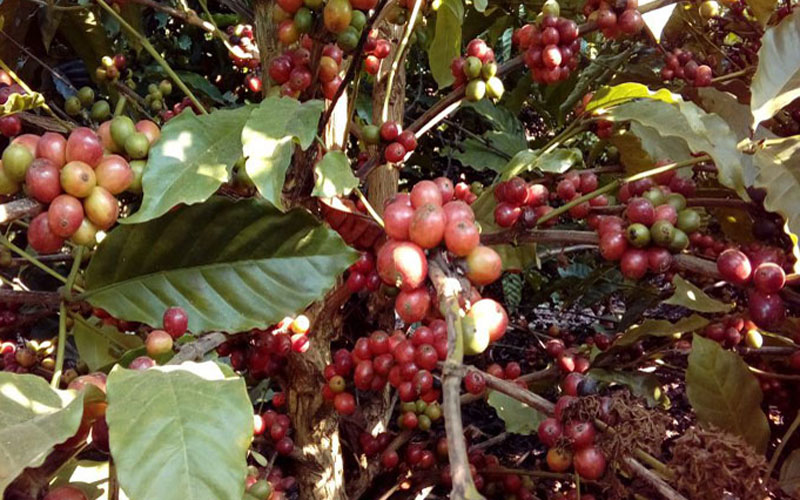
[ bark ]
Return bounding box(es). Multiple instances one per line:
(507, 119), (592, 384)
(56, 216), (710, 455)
(252, 0), (277, 96)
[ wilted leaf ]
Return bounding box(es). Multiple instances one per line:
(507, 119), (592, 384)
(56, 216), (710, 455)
(487, 390), (545, 435)
(780, 449), (800, 496)
(107, 362), (252, 500)
(125, 106), (256, 224)
(664, 275), (733, 313)
(1, 92), (45, 116)
(751, 10), (800, 126)
(312, 151), (358, 198)
(0, 372), (85, 495)
(585, 83), (675, 114)
(73, 318), (143, 371)
(588, 368), (664, 406)
(614, 314), (709, 347)
(85, 198), (358, 333)
(242, 97), (324, 210)
(428, 0), (464, 88)
(687, 335), (770, 453)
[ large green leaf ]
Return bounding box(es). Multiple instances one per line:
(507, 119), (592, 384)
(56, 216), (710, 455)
(487, 390), (545, 435)
(106, 362), (252, 500)
(450, 132), (527, 172)
(312, 151), (358, 198)
(500, 148), (583, 179)
(125, 106), (256, 224)
(84, 198), (358, 333)
(428, 0), (464, 89)
(751, 10), (800, 126)
(0, 372), (85, 495)
(242, 97), (324, 211)
(614, 314), (709, 348)
(609, 99), (747, 199)
(584, 83), (675, 114)
(588, 369), (665, 407)
(664, 275), (733, 313)
(1, 92), (45, 116)
(780, 448), (800, 496)
(686, 335), (770, 453)
(73, 318), (143, 371)
(754, 136), (800, 248)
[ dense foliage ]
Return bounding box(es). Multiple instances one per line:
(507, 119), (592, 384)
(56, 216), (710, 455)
(1, 0), (800, 498)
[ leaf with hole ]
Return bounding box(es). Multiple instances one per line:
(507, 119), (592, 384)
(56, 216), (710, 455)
(106, 362), (252, 500)
(686, 335), (770, 453)
(85, 197), (358, 333)
(0, 372), (85, 496)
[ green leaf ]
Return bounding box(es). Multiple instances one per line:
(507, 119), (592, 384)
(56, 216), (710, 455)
(428, 0), (464, 88)
(0, 372), (85, 495)
(73, 318), (143, 371)
(473, 0), (487, 11)
(312, 151), (358, 198)
(751, 10), (800, 126)
(780, 449), (800, 496)
(754, 136), (800, 247)
(609, 99), (748, 199)
(85, 198), (358, 333)
(560, 49), (633, 117)
(746, 0), (778, 27)
(588, 368), (664, 406)
(614, 314), (709, 348)
(487, 390), (545, 435)
(463, 100), (524, 135)
(664, 275), (733, 313)
(585, 83), (676, 114)
(242, 97), (324, 211)
(686, 335), (770, 453)
(449, 132), (527, 172)
(500, 148), (583, 180)
(1, 92), (45, 116)
(125, 106), (256, 224)
(106, 362), (252, 500)
(146, 67), (227, 104)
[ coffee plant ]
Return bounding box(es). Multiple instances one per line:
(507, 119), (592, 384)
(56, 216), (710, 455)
(2, 0), (800, 498)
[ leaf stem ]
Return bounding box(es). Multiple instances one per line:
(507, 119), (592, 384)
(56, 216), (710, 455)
(94, 0), (208, 114)
(380, 0), (422, 122)
(51, 302), (68, 388)
(765, 410), (800, 480)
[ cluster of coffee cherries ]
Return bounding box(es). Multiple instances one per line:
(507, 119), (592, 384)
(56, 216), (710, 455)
(594, 174), (700, 280)
(363, 31), (392, 76)
(345, 251), (381, 293)
(545, 336), (592, 377)
(583, 0), (645, 39)
(515, 5), (581, 84)
(1, 337), (55, 374)
(380, 178), (505, 330)
(1, 118), (157, 253)
(64, 87), (111, 122)
(716, 247), (788, 329)
(322, 322), (447, 417)
(450, 39), (504, 101)
(253, 405), (295, 457)
(218, 315), (311, 378)
(463, 362), (523, 395)
(361, 120), (417, 164)
(227, 24), (261, 70)
(243, 463), (297, 500)
(95, 54), (127, 83)
(444, 449), (538, 498)
(267, 45), (319, 99)
(143, 306), (191, 358)
(702, 314), (763, 349)
(660, 48), (713, 87)
(142, 80), (174, 113)
(538, 397), (606, 480)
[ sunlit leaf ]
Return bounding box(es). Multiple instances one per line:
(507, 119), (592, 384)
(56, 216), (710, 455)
(585, 83), (676, 114)
(312, 151), (358, 198)
(664, 275), (733, 313)
(487, 390), (545, 435)
(614, 314), (709, 347)
(751, 10), (800, 126)
(0, 92), (45, 117)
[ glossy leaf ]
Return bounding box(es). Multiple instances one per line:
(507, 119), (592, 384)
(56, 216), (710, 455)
(125, 106), (256, 224)
(85, 198), (358, 333)
(312, 151), (358, 198)
(588, 368), (664, 407)
(428, 0), (464, 88)
(72, 317), (143, 371)
(614, 314), (709, 347)
(1, 92), (45, 116)
(487, 390), (545, 435)
(751, 10), (800, 126)
(609, 99), (747, 199)
(780, 449), (800, 496)
(242, 97), (324, 210)
(664, 275), (733, 313)
(0, 372), (85, 495)
(686, 335), (770, 453)
(106, 362), (252, 500)
(584, 83), (675, 114)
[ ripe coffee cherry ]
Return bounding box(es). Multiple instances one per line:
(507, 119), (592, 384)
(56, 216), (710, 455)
(565, 421), (596, 449)
(43, 486), (89, 500)
(384, 202), (415, 240)
(647, 247), (673, 273)
(395, 288), (430, 323)
(397, 131), (418, 152)
(384, 142), (406, 163)
(748, 291), (786, 329)
(381, 449), (399, 468)
(464, 371), (486, 394)
(48, 195), (84, 238)
(25, 159), (61, 203)
(573, 447), (606, 480)
(146, 330), (173, 357)
(276, 436), (294, 455)
(28, 212), (65, 254)
(494, 202), (521, 227)
(620, 249), (648, 280)
(626, 197), (655, 225)
(599, 232), (628, 261)
(753, 263), (785, 293)
(556, 179), (577, 200)
(377, 240), (428, 291)
(537, 417), (563, 447)
(411, 180), (443, 208)
(380, 121), (402, 142)
(334, 392), (356, 415)
(465, 246), (502, 286)
(409, 204), (446, 248)
(618, 9), (644, 33)
(466, 298), (508, 343)
(163, 307), (189, 338)
(444, 220), (480, 257)
(716, 249), (752, 285)
(546, 448), (572, 472)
